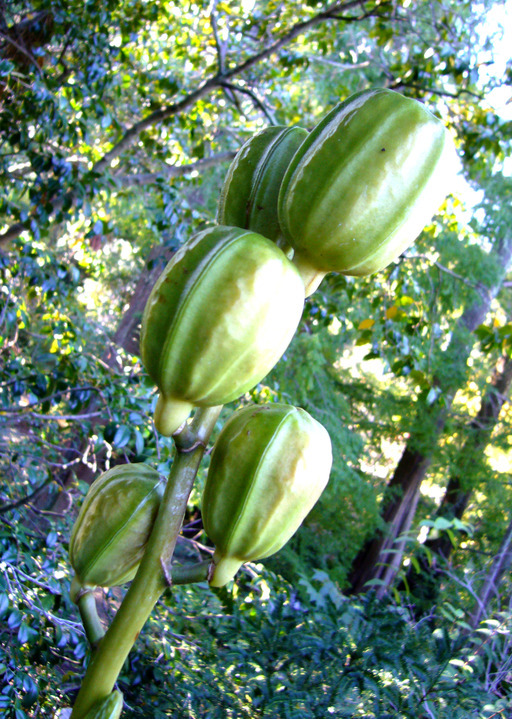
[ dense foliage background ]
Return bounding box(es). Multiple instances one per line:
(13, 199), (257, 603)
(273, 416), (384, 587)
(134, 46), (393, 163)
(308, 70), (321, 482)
(1, 0), (512, 716)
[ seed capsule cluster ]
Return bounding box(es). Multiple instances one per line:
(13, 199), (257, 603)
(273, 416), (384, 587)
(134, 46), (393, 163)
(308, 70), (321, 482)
(69, 88), (454, 597)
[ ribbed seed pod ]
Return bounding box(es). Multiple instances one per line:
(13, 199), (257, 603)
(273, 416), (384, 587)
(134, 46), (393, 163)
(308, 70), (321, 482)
(217, 125), (308, 244)
(278, 88), (456, 295)
(202, 403), (332, 587)
(83, 691), (123, 719)
(69, 464), (165, 599)
(140, 225), (305, 436)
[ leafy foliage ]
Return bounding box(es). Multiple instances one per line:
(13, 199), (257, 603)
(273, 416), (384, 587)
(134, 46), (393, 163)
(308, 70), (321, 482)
(117, 570), (512, 718)
(1, 0), (512, 716)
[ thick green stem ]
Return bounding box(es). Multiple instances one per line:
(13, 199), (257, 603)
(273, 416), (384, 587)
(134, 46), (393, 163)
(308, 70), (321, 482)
(171, 560), (211, 585)
(70, 405), (222, 719)
(77, 590), (105, 649)
(76, 562), (210, 651)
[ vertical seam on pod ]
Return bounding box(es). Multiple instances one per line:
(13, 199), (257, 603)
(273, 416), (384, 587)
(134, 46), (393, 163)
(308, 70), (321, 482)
(217, 407), (295, 557)
(156, 228), (255, 395)
(79, 477), (165, 582)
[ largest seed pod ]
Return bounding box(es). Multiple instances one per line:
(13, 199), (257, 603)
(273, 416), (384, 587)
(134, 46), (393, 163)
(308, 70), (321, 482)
(278, 88), (456, 294)
(202, 403), (332, 587)
(140, 225), (305, 436)
(69, 464), (165, 601)
(217, 125), (308, 244)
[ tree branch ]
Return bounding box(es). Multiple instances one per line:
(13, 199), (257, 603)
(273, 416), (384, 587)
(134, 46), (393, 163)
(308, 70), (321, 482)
(0, 29), (45, 75)
(93, 1), (358, 171)
(0, 478), (54, 515)
(0, 384), (105, 413)
(219, 80), (277, 124)
(406, 254), (492, 299)
(390, 80), (485, 102)
(0, 0), (363, 246)
(114, 151), (236, 187)
(210, 0), (227, 74)
(3, 409), (104, 421)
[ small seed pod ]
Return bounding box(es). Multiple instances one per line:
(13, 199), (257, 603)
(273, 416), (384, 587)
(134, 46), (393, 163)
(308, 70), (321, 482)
(202, 403), (332, 587)
(217, 125), (308, 244)
(278, 88), (457, 295)
(69, 464), (165, 600)
(83, 690), (124, 719)
(140, 225), (305, 436)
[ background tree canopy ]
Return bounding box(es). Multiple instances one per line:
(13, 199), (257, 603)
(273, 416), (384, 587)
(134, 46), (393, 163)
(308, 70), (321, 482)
(1, 0), (512, 717)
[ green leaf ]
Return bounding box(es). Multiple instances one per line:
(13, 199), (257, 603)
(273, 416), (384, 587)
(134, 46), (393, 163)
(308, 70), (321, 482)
(17, 622), (38, 645)
(0, 593), (9, 617)
(134, 429), (145, 455)
(113, 425), (131, 448)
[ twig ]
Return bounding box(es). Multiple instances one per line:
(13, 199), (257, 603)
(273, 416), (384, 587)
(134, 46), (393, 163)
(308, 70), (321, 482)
(2, 564), (84, 634)
(7, 410), (104, 421)
(219, 80), (277, 124)
(210, 0), (227, 74)
(114, 152), (235, 187)
(406, 254), (491, 298)
(0, 478), (54, 514)
(0, 29), (45, 76)
(390, 79), (485, 102)
(0, 385), (105, 413)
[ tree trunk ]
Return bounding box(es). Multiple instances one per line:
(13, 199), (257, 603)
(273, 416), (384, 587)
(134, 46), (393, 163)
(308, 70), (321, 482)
(427, 353), (512, 561)
(347, 233), (512, 596)
(402, 352), (512, 608)
(44, 244), (174, 513)
(470, 514), (512, 628)
(108, 244), (173, 359)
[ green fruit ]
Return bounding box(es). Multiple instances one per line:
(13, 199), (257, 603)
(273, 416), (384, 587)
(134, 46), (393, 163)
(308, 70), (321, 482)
(69, 464), (165, 598)
(83, 690), (123, 719)
(140, 225), (305, 436)
(278, 88), (456, 294)
(202, 403), (332, 587)
(217, 125), (308, 243)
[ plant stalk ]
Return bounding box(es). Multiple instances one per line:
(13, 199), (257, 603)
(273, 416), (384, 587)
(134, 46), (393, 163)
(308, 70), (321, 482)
(171, 559), (211, 585)
(77, 590), (105, 649)
(69, 405), (222, 718)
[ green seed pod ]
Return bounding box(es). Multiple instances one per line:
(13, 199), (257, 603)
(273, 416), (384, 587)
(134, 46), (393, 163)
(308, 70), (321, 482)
(202, 403), (332, 587)
(278, 88), (457, 295)
(217, 125), (308, 244)
(69, 464), (165, 599)
(83, 691), (124, 719)
(140, 225), (305, 436)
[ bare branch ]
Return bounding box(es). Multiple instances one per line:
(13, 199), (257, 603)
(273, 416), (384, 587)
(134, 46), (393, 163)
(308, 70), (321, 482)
(0, 384), (105, 413)
(390, 80), (485, 102)
(93, 2), (358, 172)
(0, 29), (44, 76)
(406, 254), (492, 299)
(210, 0), (227, 74)
(0, 220), (26, 245)
(220, 80), (277, 125)
(0, 0), (364, 246)
(114, 151), (236, 187)
(4, 409), (104, 421)
(0, 479), (54, 514)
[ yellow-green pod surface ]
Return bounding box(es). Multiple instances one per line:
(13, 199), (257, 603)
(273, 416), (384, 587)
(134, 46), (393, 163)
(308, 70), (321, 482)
(217, 126), (308, 243)
(83, 691), (123, 719)
(140, 226), (305, 436)
(202, 403), (332, 587)
(278, 88), (456, 294)
(69, 464), (165, 598)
